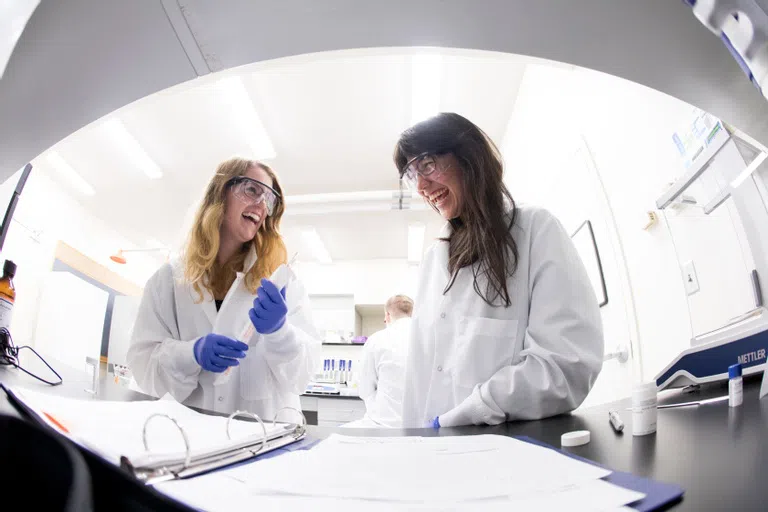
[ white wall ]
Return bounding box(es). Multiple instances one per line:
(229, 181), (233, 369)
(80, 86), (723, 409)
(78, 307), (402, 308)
(108, 295), (143, 367)
(34, 271), (108, 372)
(298, 259), (419, 305)
(361, 314), (385, 337)
(502, 65), (637, 407)
(0, 169), (159, 348)
(502, 64), (760, 407)
(568, 69), (758, 380)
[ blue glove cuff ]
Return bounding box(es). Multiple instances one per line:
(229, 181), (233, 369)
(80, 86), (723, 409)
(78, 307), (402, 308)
(432, 416), (441, 429)
(263, 316), (286, 335)
(192, 337), (203, 366)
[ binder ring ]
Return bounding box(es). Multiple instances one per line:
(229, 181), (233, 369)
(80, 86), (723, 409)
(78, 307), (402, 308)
(142, 413), (191, 468)
(226, 410), (267, 454)
(272, 407), (307, 438)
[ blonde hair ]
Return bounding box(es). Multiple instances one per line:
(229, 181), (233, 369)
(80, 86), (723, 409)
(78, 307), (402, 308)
(386, 295), (414, 319)
(183, 157), (287, 301)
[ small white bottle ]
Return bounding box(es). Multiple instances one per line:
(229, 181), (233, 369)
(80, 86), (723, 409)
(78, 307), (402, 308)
(728, 363), (743, 407)
(632, 381), (658, 436)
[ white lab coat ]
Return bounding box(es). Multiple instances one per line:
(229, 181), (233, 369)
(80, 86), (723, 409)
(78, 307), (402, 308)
(127, 250), (321, 419)
(402, 205), (604, 428)
(354, 317), (411, 427)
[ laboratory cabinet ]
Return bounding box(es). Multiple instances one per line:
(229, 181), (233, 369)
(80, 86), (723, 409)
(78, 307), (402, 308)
(300, 395), (365, 426)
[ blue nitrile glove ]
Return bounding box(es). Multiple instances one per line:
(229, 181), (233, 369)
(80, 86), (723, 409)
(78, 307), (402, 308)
(193, 334), (248, 373)
(249, 278), (288, 334)
(431, 416), (441, 429)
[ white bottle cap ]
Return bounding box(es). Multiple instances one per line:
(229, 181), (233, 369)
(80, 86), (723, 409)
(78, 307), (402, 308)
(561, 430), (590, 447)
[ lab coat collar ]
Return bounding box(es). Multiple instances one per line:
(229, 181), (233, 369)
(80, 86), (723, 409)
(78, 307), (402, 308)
(434, 221), (453, 281)
(242, 245), (258, 275)
(200, 245), (257, 325)
(431, 207), (514, 283)
(201, 295), (218, 325)
(438, 220), (453, 239)
(388, 317), (411, 328)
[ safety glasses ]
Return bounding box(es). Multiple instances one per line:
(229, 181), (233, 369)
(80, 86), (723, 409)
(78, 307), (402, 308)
(226, 176), (281, 216)
(398, 152), (448, 190)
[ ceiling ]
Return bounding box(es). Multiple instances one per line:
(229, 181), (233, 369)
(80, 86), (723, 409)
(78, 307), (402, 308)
(4, 1), (768, 274)
(4, 0), (768, 189)
(27, 48), (529, 263)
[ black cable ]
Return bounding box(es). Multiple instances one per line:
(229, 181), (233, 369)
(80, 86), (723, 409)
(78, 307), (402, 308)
(0, 327), (62, 386)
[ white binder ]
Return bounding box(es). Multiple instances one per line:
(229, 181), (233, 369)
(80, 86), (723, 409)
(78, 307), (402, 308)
(4, 386), (307, 485)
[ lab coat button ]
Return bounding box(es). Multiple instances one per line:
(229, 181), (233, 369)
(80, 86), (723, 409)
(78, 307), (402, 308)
(437, 366), (443, 372)
(218, 396), (224, 402)
(440, 313), (446, 319)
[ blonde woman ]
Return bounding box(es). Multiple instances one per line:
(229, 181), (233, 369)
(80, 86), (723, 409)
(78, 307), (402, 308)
(128, 158), (320, 417)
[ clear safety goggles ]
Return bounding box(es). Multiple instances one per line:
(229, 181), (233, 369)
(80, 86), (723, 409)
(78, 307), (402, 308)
(226, 176), (281, 216)
(398, 152), (447, 190)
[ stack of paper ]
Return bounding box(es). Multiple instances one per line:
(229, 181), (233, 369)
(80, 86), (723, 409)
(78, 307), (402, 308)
(157, 434), (645, 511)
(12, 386), (647, 509)
(11, 387), (288, 466)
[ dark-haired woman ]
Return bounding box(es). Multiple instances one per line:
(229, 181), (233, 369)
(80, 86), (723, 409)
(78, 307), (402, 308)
(395, 113), (604, 428)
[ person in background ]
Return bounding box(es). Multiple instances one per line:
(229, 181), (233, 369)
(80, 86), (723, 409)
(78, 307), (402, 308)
(128, 157), (320, 417)
(394, 113), (604, 428)
(345, 294), (414, 428)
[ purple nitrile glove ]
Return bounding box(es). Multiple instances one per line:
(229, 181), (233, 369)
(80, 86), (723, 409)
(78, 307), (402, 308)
(193, 333), (248, 372)
(249, 278), (288, 334)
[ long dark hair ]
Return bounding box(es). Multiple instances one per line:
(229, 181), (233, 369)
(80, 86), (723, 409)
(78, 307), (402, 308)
(394, 113), (518, 307)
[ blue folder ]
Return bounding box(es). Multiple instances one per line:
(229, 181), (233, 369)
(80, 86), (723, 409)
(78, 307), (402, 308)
(517, 436), (684, 511)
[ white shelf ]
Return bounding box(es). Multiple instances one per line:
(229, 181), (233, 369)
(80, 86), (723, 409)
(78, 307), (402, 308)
(656, 126), (731, 210)
(656, 127), (766, 215)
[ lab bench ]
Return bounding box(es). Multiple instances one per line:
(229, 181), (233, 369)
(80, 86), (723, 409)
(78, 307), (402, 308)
(299, 393), (365, 426)
(3, 359), (768, 510)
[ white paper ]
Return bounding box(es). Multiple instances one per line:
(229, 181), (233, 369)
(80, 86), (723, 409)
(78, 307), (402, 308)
(157, 475), (398, 512)
(156, 434), (645, 511)
(156, 473), (255, 512)
(12, 388), (288, 465)
(222, 434), (614, 503)
(156, 465), (643, 512)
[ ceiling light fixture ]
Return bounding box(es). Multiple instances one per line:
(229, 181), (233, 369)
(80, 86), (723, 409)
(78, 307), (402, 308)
(215, 75), (276, 160)
(407, 222), (426, 264)
(103, 118), (163, 179)
(46, 152), (96, 196)
(283, 190), (429, 216)
(411, 54), (442, 126)
(300, 227), (332, 264)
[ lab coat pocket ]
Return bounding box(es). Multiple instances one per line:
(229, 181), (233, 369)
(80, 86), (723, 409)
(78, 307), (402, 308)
(239, 343), (272, 401)
(450, 317), (519, 389)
